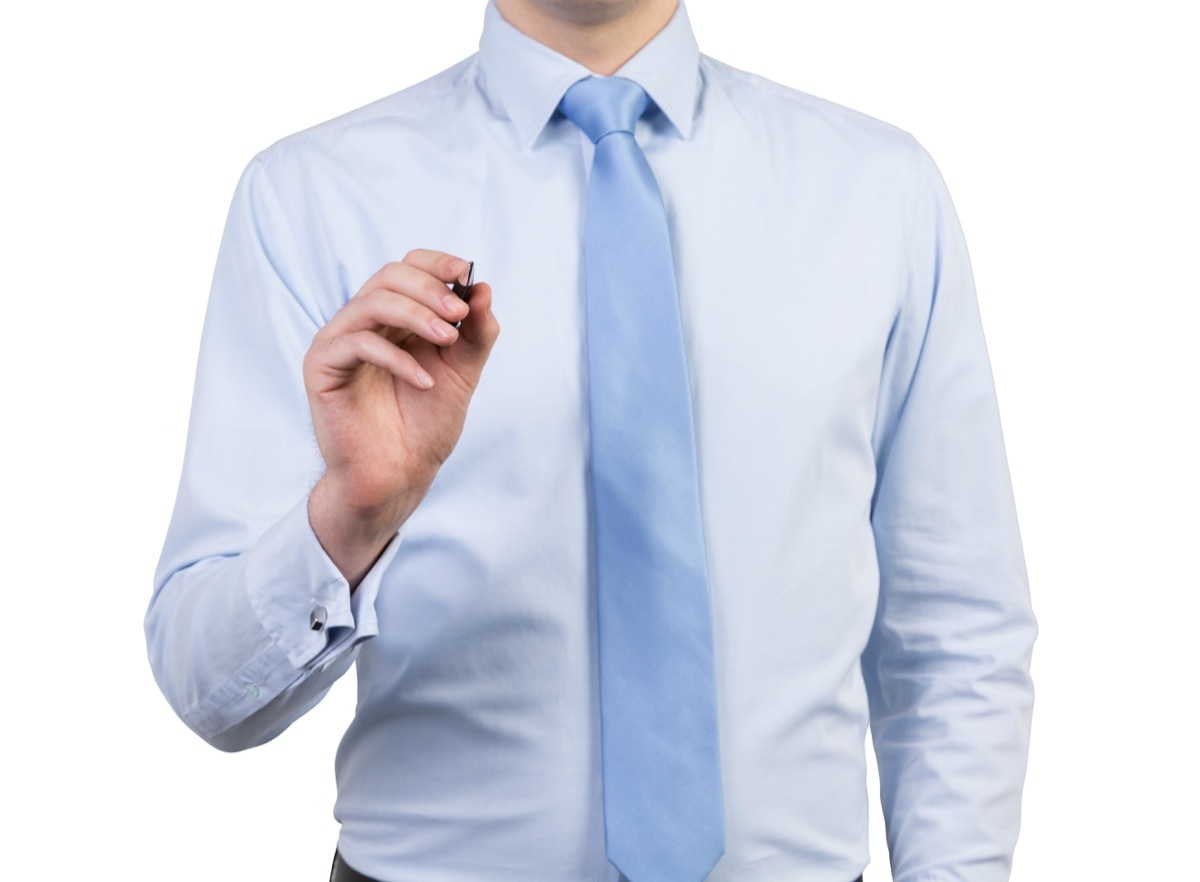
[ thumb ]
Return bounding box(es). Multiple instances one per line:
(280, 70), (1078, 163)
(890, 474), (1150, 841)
(446, 281), (500, 379)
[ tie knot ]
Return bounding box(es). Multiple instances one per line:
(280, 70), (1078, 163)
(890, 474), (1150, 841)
(558, 76), (650, 144)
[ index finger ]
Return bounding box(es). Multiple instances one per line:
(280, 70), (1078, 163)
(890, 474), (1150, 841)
(399, 248), (471, 285)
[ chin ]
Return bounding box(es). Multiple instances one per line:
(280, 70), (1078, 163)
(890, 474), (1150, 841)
(528, 0), (661, 26)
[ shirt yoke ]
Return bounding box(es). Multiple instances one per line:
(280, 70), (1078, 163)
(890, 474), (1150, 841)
(252, 55), (484, 173)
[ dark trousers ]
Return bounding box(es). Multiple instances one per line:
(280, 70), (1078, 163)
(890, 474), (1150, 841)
(332, 850), (863, 882)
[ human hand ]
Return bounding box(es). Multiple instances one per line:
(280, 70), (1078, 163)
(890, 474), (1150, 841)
(303, 250), (500, 585)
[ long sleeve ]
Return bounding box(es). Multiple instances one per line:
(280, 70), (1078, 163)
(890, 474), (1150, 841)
(862, 144), (1037, 881)
(145, 158), (398, 752)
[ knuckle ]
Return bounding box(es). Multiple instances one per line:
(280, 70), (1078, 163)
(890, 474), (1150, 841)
(347, 330), (377, 356)
(380, 261), (407, 287)
(354, 288), (377, 311)
(375, 261), (405, 286)
(422, 276), (449, 303)
(362, 287), (392, 312)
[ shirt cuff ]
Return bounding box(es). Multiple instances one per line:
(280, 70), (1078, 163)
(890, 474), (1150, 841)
(243, 495), (400, 670)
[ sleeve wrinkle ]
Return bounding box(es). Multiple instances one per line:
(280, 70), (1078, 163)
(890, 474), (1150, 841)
(862, 141), (1035, 879)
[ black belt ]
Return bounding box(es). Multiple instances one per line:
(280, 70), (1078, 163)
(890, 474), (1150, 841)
(329, 852), (374, 882)
(332, 850), (862, 882)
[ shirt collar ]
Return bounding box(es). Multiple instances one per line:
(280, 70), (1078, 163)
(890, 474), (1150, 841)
(478, 0), (702, 149)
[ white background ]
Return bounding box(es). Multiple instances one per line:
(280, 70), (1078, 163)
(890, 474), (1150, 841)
(2, 0), (1196, 878)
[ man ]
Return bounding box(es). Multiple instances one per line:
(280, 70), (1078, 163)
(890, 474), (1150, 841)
(147, 0), (1036, 880)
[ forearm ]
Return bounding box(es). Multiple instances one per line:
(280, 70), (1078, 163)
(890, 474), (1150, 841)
(864, 575), (1036, 880)
(866, 397), (1035, 877)
(146, 496), (398, 749)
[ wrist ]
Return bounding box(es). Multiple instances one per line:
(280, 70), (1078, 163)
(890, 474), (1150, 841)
(319, 467), (429, 525)
(307, 473), (428, 588)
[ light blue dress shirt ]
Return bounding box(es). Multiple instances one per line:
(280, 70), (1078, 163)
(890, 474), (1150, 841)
(147, 3), (1036, 880)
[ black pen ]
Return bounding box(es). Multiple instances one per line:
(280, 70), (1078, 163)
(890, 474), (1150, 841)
(451, 260), (475, 329)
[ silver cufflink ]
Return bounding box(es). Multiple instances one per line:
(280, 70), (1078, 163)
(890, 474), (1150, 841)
(310, 605), (328, 632)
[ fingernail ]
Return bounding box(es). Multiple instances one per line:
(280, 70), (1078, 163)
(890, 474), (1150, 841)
(450, 259), (468, 280)
(416, 369), (435, 389)
(442, 292), (467, 313)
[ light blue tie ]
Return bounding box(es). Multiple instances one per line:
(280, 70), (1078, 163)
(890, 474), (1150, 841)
(559, 76), (725, 882)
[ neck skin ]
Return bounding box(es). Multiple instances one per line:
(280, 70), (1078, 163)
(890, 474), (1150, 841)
(494, 0), (678, 75)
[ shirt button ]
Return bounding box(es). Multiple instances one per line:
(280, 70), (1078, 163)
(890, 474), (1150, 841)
(243, 683), (260, 699)
(310, 605), (328, 632)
